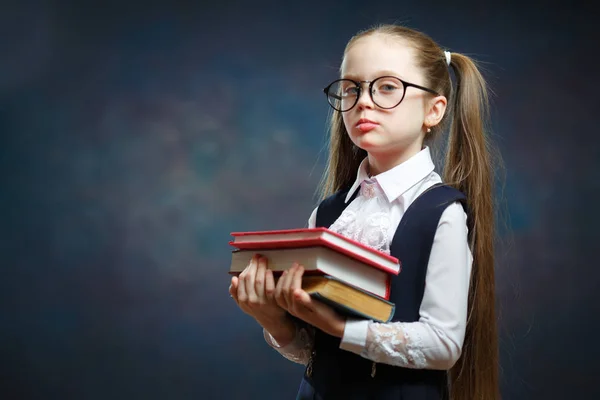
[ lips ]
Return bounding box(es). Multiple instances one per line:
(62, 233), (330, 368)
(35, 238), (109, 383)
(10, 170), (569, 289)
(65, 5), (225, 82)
(356, 118), (379, 133)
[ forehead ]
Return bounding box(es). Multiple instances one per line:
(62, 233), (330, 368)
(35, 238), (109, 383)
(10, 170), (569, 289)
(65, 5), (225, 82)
(341, 34), (419, 81)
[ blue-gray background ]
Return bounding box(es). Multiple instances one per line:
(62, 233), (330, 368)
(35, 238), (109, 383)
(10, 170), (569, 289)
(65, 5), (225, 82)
(1, 1), (597, 399)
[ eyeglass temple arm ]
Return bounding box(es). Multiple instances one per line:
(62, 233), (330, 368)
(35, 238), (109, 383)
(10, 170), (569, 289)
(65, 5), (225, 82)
(326, 90), (342, 100)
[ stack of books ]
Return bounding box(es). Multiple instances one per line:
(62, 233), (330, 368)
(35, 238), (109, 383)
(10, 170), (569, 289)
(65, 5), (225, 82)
(228, 228), (400, 322)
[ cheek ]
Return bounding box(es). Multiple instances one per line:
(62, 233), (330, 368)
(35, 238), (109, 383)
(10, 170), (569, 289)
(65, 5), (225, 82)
(387, 102), (425, 132)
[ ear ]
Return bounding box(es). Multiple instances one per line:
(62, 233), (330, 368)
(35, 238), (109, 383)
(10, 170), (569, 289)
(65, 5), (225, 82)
(423, 95), (447, 130)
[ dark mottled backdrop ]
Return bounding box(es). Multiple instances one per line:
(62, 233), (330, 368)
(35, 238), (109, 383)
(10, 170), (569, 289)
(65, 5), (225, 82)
(1, 1), (598, 399)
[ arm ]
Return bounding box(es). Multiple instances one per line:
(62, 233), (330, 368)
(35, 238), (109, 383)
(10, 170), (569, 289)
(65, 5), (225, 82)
(339, 202), (473, 370)
(262, 206), (320, 365)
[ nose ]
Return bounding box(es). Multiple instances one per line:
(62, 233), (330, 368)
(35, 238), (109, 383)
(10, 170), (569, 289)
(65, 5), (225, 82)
(356, 86), (375, 110)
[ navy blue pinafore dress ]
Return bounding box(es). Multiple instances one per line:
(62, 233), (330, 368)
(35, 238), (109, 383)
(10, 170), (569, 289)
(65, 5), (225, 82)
(296, 184), (467, 400)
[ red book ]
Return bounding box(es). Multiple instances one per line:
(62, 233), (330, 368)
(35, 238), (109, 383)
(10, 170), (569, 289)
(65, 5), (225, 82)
(229, 227), (401, 275)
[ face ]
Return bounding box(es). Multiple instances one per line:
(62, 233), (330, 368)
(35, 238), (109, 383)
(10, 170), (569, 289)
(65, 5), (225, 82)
(340, 34), (433, 157)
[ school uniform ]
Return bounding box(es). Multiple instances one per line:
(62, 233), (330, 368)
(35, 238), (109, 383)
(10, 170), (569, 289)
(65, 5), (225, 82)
(264, 147), (472, 400)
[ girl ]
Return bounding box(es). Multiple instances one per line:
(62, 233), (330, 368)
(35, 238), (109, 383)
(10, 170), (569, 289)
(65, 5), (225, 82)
(230, 23), (499, 400)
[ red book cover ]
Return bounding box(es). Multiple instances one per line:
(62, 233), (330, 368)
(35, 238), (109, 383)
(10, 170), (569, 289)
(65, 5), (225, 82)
(230, 227), (401, 275)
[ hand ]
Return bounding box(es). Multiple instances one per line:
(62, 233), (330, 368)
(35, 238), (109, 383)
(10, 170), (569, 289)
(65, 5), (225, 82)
(229, 255), (296, 345)
(274, 263), (346, 338)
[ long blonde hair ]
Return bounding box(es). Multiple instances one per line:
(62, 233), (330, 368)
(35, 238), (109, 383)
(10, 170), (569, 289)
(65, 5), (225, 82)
(319, 24), (500, 400)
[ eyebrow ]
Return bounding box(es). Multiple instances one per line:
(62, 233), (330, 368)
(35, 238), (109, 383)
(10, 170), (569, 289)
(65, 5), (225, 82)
(342, 70), (404, 80)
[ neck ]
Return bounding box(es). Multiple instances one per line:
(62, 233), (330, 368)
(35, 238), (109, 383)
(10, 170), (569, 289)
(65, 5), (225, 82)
(367, 142), (423, 176)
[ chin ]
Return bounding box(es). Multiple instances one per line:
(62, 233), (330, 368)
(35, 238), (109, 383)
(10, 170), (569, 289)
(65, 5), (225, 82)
(352, 132), (386, 151)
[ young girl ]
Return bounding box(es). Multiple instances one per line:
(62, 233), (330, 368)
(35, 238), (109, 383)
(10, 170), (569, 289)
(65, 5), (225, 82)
(230, 23), (499, 400)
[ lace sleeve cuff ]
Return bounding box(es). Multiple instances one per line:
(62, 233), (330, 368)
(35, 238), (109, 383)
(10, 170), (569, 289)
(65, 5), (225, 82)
(359, 321), (453, 369)
(263, 323), (314, 365)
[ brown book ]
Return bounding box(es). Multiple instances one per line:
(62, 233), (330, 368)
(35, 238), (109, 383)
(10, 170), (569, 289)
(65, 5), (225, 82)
(301, 275), (396, 323)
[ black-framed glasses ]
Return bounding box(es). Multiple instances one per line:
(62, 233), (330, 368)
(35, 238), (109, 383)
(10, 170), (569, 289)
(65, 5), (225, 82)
(323, 76), (439, 112)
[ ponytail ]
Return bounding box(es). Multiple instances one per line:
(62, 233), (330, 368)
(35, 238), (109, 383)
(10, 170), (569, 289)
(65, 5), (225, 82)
(444, 53), (500, 400)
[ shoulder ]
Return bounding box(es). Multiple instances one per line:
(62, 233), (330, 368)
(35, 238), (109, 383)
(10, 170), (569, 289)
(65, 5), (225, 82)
(405, 171), (464, 207)
(429, 184), (466, 202)
(398, 184), (468, 239)
(411, 183), (467, 214)
(431, 186), (468, 230)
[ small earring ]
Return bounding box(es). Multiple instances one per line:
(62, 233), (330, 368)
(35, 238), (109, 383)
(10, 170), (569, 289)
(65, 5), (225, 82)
(426, 127), (431, 133)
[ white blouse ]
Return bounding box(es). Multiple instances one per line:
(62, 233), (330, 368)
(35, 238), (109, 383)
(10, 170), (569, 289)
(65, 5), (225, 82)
(264, 147), (473, 370)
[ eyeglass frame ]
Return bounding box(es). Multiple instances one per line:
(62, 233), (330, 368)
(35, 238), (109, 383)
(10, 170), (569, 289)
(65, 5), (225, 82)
(322, 76), (440, 112)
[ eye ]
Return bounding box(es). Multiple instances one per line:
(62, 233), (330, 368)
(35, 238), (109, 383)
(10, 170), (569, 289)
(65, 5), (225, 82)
(343, 86), (360, 96)
(375, 81), (400, 93)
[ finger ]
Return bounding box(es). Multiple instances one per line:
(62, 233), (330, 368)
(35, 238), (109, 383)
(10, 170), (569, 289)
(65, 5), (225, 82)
(293, 288), (315, 312)
(275, 270), (289, 309)
(282, 263), (298, 304)
(254, 256), (267, 299)
(284, 263), (298, 289)
(291, 264), (304, 292)
(244, 255), (259, 303)
(229, 276), (239, 303)
(287, 264), (304, 314)
(238, 257), (250, 280)
(237, 270), (248, 303)
(265, 269), (276, 300)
